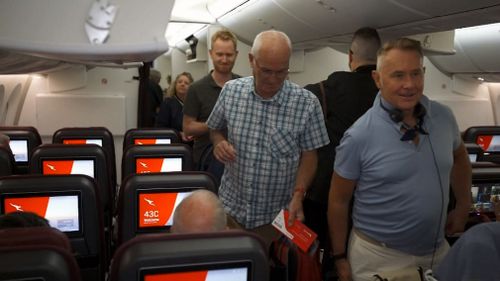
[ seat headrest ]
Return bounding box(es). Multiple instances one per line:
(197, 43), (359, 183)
(0, 226), (72, 251)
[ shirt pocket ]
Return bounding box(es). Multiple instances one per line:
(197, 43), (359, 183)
(268, 128), (298, 161)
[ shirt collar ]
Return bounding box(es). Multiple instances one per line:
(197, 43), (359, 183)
(251, 78), (289, 106)
(353, 64), (376, 73)
(174, 94), (183, 106)
(374, 92), (431, 124)
(208, 70), (240, 89)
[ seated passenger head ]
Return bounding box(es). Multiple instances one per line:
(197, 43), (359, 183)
(171, 190), (227, 234)
(0, 211), (50, 229)
(0, 133), (11, 152)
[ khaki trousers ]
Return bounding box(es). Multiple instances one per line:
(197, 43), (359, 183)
(348, 229), (449, 281)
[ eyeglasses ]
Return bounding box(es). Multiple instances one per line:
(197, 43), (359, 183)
(254, 59), (289, 79)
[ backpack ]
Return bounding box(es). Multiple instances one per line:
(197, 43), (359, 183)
(270, 235), (322, 281)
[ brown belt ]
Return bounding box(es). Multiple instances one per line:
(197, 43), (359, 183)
(353, 228), (387, 247)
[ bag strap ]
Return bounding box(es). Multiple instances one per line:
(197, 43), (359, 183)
(373, 274), (387, 281)
(270, 235), (289, 264)
(319, 81), (327, 118)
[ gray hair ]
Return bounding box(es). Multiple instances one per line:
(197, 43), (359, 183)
(149, 69), (161, 84)
(0, 133), (10, 147)
(172, 189), (227, 233)
(376, 37), (423, 70)
(250, 30), (292, 58)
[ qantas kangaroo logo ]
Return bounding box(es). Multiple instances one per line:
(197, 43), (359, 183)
(144, 198), (155, 206)
(9, 203), (23, 211)
(46, 164), (56, 171)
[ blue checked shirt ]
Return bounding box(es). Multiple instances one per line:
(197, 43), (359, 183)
(207, 77), (329, 228)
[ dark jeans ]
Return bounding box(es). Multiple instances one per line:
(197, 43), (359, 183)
(206, 157), (224, 187)
(198, 144), (224, 188)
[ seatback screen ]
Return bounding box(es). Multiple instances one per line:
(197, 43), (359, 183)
(134, 138), (171, 145)
(2, 194), (81, 233)
(136, 158), (182, 174)
(138, 191), (192, 228)
(141, 262), (250, 281)
(468, 153), (478, 163)
(42, 159), (95, 178)
(471, 183), (500, 213)
(476, 135), (500, 152)
(9, 139), (29, 163)
(63, 139), (103, 147)
(144, 267), (248, 281)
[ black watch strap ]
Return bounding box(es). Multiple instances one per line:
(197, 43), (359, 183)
(332, 252), (347, 261)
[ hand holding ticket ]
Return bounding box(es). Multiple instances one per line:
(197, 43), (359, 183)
(272, 209), (318, 252)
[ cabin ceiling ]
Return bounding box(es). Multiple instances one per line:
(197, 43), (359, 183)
(216, 0), (500, 50)
(1, 0), (500, 75)
(428, 23), (500, 83)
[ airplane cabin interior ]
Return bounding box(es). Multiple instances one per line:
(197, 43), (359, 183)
(1, 0), (500, 281)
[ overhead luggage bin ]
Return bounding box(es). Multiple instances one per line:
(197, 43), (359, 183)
(0, 0), (173, 74)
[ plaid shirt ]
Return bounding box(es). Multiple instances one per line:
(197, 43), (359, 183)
(207, 77), (329, 228)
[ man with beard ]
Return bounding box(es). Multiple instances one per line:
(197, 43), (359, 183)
(183, 30), (240, 169)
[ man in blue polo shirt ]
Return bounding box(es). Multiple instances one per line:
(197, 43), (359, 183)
(328, 38), (472, 281)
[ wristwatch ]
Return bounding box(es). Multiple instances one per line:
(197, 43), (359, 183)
(331, 252), (347, 261)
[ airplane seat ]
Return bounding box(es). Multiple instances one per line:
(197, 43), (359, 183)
(52, 126), (117, 201)
(121, 143), (193, 180)
(29, 143), (113, 268)
(471, 161), (500, 169)
(0, 146), (15, 176)
(0, 174), (106, 281)
(434, 222), (500, 281)
(463, 126), (500, 164)
(0, 227), (81, 281)
(29, 144), (113, 217)
(109, 230), (269, 281)
(122, 128), (180, 151)
(0, 126), (42, 174)
(462, 165), (500, 229)
(0, 226), (72, 251)
(116, 172), (217, 246)
(462, 126), (496, 141)
(465, 142), (485, 163)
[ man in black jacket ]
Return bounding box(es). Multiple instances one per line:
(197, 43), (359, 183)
(303, 27), (381, 279)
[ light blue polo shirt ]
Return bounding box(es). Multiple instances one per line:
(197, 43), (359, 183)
(334, 93), (461, 256)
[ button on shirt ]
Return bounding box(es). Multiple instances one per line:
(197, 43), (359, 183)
(207, 77), (329, 228)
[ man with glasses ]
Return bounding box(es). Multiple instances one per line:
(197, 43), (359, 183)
(207, 30), (329, 247)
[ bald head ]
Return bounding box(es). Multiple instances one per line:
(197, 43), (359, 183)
(0, 133), (10, 147)
(171, 190), (227, 234)
(249, 30), (292, 98)
(250, 30), (292, 60)
(0, 133), (11, 154)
